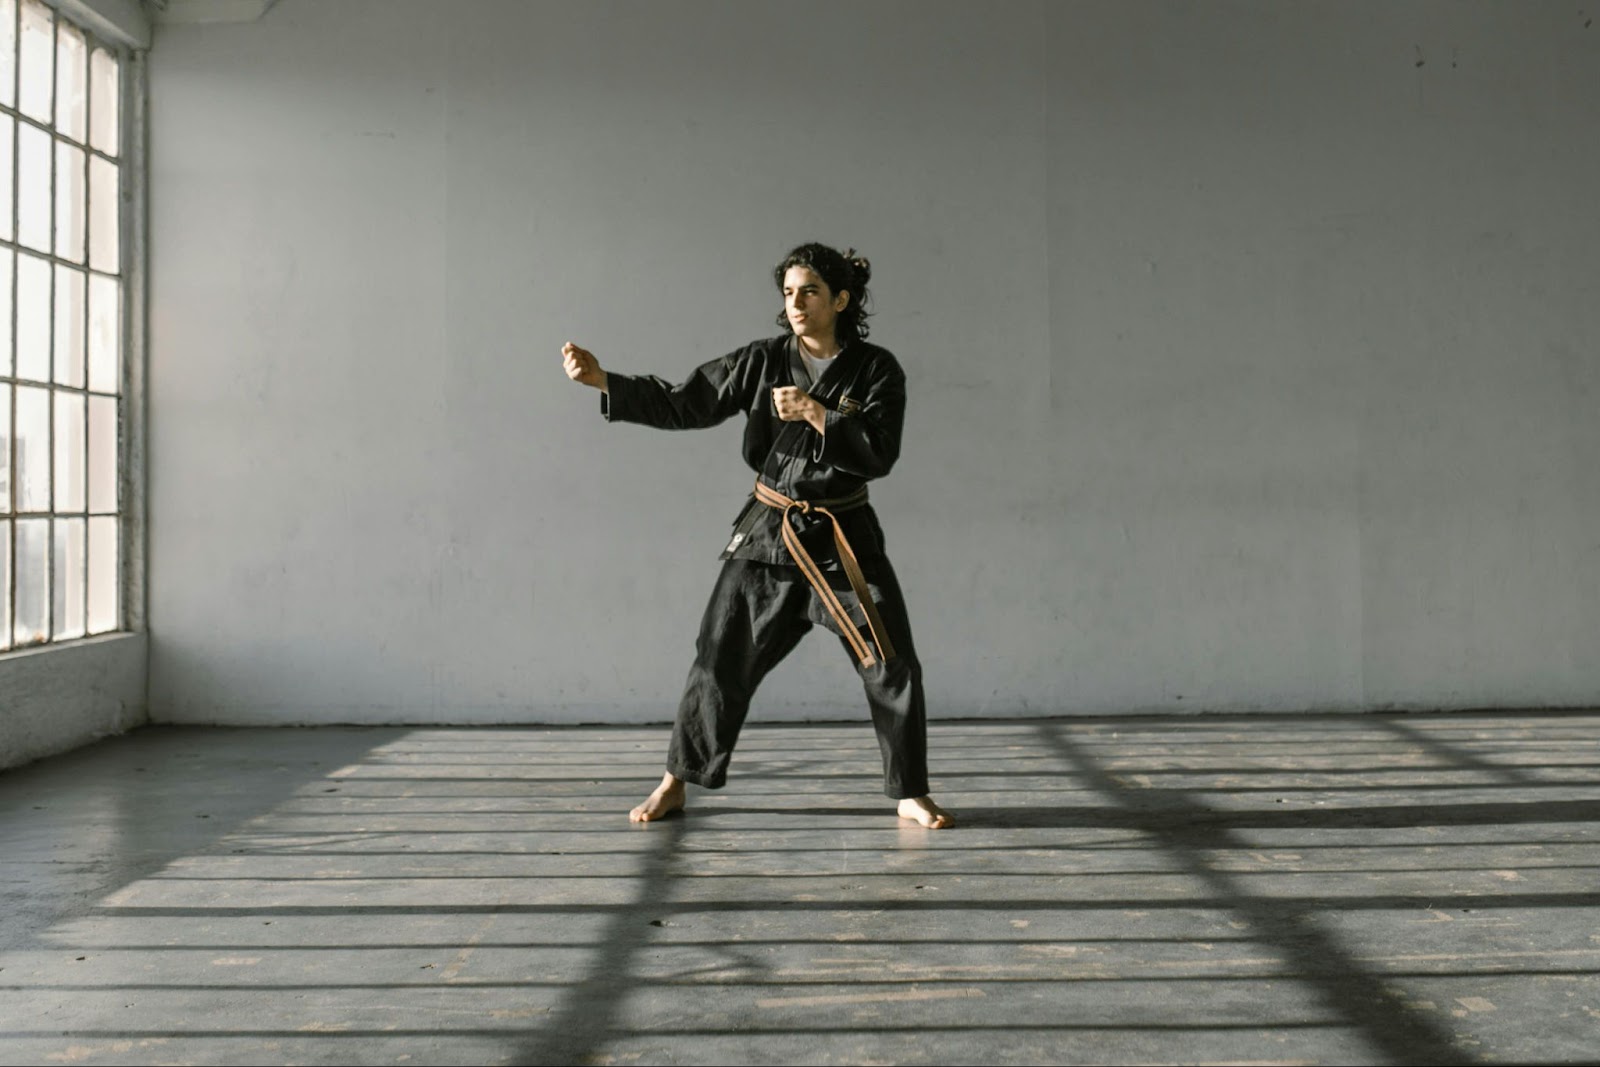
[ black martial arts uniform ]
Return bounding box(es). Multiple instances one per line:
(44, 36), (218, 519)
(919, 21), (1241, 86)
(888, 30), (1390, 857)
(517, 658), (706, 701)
(602, 333), (930, 799)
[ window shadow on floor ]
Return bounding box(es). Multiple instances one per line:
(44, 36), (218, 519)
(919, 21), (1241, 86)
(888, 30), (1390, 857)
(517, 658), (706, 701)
(1, 716), (1596, 1065)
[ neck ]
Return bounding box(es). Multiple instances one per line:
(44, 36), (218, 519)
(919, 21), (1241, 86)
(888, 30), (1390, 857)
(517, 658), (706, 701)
(798, 332), (841, 359)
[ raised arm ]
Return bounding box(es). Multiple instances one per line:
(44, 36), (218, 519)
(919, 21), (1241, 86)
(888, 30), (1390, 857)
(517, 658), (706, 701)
(562, 342), (609, 392)
(562, 340), (753, 431)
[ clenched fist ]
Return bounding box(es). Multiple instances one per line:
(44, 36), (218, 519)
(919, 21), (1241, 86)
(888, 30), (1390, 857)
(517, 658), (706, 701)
(773, 386), (826, 434)
(562, 342), (608, 391)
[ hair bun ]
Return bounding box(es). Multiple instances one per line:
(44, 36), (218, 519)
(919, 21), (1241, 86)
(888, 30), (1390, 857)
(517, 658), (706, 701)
(843, 249), (872, 286)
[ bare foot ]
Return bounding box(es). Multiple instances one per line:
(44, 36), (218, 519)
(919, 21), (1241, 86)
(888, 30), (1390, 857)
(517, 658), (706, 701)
(898, 795), (953, 829)
(630, 772), (686, 823)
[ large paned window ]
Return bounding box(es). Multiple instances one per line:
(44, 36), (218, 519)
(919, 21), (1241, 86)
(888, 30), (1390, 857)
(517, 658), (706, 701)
(0, 0), (123, 649)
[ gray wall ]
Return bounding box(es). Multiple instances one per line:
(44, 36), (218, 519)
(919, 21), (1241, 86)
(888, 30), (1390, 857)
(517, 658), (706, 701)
(147, 0), (1600, 725)
(0, 634), (146, 768)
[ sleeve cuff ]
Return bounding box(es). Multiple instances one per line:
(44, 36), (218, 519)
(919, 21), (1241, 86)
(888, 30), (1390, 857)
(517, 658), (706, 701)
(600, 374), (625, 422)
(813, 407), (845, 461)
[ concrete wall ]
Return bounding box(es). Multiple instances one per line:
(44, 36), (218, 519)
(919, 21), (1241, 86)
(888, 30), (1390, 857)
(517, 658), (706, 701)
(0, 634), (147, 768)
(147, 0), (1600, 724)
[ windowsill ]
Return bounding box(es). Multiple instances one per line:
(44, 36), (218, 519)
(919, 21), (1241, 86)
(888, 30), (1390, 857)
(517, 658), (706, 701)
(0, 630), (143, 663)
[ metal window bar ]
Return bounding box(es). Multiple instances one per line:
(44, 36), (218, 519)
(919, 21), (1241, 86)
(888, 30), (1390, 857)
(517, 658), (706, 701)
(121, 47), (140, 639)
(0, 0), (125, 650)
(7, 0), (19, 649)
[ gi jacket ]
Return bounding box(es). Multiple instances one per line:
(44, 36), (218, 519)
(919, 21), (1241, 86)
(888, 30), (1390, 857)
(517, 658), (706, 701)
(601, 334), (904, 568)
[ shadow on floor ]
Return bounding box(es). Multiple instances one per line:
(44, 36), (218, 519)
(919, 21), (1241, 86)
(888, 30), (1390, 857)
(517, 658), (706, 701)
(0, 714), (1596, 1065)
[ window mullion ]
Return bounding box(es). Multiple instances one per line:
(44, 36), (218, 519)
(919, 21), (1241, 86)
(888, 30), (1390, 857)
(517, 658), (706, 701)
(117, 45), (133, 635)
(75, 7), (85, 633)
(42, 4), (51, 639)
(6, 0), (15, 648)
(41, 0), (51, 641)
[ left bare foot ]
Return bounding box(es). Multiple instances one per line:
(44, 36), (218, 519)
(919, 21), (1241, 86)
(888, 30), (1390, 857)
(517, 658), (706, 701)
(630, 772), (686, 823)
(897, 795), (953, 828)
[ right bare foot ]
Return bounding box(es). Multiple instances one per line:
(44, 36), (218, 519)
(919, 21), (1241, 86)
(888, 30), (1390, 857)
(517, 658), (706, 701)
(629, 772), (686, 823)
(898, 795), (954, 829)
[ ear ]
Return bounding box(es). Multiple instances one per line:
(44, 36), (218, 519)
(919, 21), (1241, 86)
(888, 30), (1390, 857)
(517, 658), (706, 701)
(834, 290), (850, 312)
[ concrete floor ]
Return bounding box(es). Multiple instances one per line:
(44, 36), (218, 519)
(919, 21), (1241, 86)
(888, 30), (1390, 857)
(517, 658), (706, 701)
(0, 714), (1596, 1066)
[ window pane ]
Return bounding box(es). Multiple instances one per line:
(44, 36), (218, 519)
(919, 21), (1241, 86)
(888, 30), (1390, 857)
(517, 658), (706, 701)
(0, 519), (10, 649)
(88, 273), (118, 392)
(0, 384), (9, 511)
(54, 389), (84, 512)
(16, 384), (48, 512)
(0, 115), (12, 243)
(17, 0), (50, 124)
(87, 514), (114, 633)
(87, 393), (114, 513)
(0, 0), (16, 111)
(18, 120), (50, 252)
(0, 250), (12, 377)
(89, 48), (116, 157)
(5, 11), (124, 652)
(16, 252), (49, 381)
(55, 140), (85, 263)
(52, 516), (84, 638)
(54, 265), (84, 386)
(15, 516), (47, 643)
(88, 155), (117, 273)
(55, 22), (85, 143)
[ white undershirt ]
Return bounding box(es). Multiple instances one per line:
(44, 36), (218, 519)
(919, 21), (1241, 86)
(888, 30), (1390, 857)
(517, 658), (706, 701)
(800, 348), (838, 386)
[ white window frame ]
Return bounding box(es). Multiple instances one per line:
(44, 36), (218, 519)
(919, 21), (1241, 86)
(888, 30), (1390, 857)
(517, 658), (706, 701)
(0, 0), (145, 656)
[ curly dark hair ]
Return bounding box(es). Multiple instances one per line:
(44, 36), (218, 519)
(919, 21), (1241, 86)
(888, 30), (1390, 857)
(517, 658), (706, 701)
(772, 242), (873, 340)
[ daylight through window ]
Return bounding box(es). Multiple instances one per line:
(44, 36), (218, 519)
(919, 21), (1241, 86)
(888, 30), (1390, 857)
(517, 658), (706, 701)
(0, 0), (123, 649)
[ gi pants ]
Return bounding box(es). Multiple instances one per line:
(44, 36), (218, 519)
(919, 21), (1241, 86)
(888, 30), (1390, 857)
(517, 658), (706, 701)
(666, 556), (929, 799)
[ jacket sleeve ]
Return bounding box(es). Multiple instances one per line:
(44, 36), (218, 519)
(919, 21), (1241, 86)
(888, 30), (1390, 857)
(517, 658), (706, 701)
(601, 347), (755, 431)
(813, 355), (905, 479)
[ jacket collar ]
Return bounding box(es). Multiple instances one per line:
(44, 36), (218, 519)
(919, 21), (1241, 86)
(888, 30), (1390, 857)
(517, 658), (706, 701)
(786, 333), (860, 397)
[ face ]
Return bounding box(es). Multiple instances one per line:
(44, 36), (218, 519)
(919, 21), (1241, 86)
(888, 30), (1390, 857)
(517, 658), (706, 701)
(782, 266), (849, 341)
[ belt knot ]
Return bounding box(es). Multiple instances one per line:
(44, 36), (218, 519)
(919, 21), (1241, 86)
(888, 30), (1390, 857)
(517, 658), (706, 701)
(751, 479), (893, 667)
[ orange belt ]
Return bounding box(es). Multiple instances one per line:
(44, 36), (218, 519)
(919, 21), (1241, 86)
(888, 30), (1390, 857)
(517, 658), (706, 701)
(753, 479), (896, 668)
